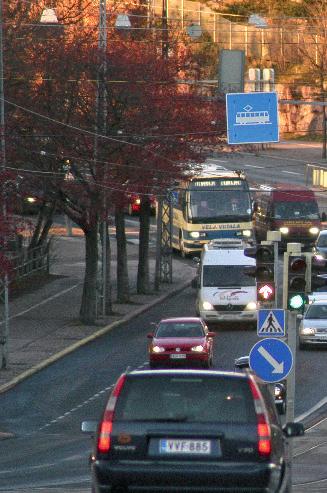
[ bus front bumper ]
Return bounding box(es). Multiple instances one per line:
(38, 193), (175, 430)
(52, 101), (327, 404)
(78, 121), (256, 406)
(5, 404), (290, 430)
(199, 310), (257, 323)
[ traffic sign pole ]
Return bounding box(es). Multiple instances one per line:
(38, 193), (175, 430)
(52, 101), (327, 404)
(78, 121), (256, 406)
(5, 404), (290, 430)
(285, 310), (297, 492)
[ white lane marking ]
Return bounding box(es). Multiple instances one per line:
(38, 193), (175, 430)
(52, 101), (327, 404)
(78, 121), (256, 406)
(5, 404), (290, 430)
(282, 170), (302, 175)
(244, 164), (264, 169)
(206, 158), (228, 163)
(295, 396), (327, 423)
(7, 283), (82, 322)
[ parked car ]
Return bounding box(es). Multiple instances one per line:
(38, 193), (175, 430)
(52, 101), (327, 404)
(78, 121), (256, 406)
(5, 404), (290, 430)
(234, 355), (286, 415)
(298, 300), (327, 349)
(147, 317), (215, 368)
(81, 368), (304, 493)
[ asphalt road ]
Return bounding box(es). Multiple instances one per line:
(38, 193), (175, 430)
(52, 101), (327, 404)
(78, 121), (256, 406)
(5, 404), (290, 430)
(0, 282), (326, 491)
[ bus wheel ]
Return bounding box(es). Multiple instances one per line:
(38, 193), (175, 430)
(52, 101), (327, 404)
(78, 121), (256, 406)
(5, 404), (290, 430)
(179, 232), (186, 258)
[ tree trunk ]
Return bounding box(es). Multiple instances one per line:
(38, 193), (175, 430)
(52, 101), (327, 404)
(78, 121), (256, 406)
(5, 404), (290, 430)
(137, 197), (151, 294)
(80, 222), (99, 324)
(104, 219), (113, 315)
(115, 206), (130, 303)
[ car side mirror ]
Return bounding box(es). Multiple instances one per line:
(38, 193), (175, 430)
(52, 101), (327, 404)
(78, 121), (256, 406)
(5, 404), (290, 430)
(81, 420), (97, 435)
(297, 314), (303, 320)
(147, 333), (154, 339)
(322, 212), (326, 222)
(208, 332), (216, 337)
(283, 422), (305, 438)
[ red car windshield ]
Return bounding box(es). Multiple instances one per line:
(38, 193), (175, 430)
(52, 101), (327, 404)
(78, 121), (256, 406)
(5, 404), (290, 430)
(156, 322), (204, 338)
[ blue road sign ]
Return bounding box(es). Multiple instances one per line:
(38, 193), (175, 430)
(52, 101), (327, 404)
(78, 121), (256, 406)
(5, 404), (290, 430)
(257, 309), (285, 337)
(249, 338), (293, 383)
(226, 92), (279, 144)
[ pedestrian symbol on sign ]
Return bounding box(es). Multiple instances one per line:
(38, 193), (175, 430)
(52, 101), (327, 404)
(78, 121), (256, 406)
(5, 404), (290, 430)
(257, 309), (285, 337)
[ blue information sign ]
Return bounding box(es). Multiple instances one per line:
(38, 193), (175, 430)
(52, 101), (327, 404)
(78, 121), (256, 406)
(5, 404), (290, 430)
(249, 338), (293, 383)
(257, 309), (285, 337)
(226, 92), (279, 144)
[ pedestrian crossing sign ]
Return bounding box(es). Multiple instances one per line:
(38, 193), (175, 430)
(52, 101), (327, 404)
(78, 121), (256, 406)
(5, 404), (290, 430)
(257, 309), (285, 337)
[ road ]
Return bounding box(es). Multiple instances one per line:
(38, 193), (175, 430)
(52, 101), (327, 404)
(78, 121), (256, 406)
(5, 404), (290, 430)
(1, 144), (327, 491)
(0, 281), (326, 491)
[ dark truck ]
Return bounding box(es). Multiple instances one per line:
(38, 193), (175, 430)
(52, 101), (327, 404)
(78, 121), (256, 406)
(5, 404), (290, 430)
(253, 184), (325, 249)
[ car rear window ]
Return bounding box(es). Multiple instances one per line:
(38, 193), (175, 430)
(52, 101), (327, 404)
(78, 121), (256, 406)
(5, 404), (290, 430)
(114, 374), (256, 424)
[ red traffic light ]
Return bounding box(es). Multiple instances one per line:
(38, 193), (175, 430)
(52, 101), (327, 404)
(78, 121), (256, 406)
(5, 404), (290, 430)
(256, 282), (275, 302)
(289, 257), (306, 272)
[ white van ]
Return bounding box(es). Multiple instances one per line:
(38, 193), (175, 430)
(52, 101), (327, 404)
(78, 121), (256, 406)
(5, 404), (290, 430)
(194, 239), (257, 323)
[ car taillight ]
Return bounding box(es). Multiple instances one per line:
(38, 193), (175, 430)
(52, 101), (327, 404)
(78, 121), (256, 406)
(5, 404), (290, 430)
(249, 378), (271, 457)
(97, 374), (126, 453)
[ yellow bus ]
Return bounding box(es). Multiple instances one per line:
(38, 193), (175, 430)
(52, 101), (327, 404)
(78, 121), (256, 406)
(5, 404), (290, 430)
(171, 169), (255, 257)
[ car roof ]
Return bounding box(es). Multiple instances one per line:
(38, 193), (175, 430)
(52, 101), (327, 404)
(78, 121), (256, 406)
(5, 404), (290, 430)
(307, 300), (327, 306)
(129, 368), (248, 379)
(158, 317), (204, 324)
(318, 230), (327, 235)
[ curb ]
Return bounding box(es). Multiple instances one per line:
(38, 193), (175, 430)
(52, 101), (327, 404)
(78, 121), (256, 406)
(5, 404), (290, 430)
(0, 280), (191, 395)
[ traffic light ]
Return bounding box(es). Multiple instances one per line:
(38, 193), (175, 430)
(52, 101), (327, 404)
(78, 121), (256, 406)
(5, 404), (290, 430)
(311, 254), (327, 291)
(256, 281), (276, 302)
(244, 243), (275, 304)
(286, 254), (307, 311)
(244, 244), (275, 281)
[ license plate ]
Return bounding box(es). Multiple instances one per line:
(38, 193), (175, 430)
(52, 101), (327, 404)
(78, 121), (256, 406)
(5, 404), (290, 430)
(170, 353), (186, 359)
(159, 439), (211, 454)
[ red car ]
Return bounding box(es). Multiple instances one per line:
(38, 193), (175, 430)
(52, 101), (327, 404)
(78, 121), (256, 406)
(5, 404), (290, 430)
(127, 194), (156, 215)
(147, 317), (215, 368)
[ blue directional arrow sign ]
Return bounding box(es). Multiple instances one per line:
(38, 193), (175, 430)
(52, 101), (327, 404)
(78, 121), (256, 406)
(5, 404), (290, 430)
(257, 309), (285, 337)
(226, 92), (279, 144)
(249, 338), (293, 383)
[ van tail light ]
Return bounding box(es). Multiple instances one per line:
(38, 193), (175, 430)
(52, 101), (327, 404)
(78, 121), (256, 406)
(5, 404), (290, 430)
(249, 378), (271, 457)
(97, 374), (126, 453)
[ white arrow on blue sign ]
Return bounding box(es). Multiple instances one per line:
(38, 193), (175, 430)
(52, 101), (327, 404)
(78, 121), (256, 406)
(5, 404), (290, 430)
(249, 338), (293, 383)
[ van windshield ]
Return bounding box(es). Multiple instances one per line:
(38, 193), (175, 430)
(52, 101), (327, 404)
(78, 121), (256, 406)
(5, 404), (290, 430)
(273, 201), (320, 220)
(203, 265), (255, 287)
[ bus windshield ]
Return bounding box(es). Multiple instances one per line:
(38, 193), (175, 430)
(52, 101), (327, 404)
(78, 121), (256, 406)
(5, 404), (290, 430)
(186, 190), (252, 224)
(273, 201), (320, 220)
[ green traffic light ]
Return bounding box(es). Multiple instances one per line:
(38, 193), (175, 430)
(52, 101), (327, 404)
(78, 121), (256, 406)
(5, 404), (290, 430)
(289, 294), (306, 310)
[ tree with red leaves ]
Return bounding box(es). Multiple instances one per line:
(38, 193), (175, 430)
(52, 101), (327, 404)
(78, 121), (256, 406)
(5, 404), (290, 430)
(4, 2), (226, 323)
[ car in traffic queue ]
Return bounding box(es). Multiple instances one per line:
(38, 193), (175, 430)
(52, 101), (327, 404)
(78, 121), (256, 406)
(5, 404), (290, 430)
(126, 193), (156, 216)
(147, 317), (215, 368)
(312, 229), (327, 263)
(298, 300), (327, 349)
(234, 355), (286, 415)
(81, 368), (304, 493)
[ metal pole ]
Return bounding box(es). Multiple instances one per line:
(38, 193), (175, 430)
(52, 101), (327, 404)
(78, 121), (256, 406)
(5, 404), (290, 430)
(273, 240), (279, 308)
(286, 310), (297, 491)
(95, 0), (108, 316)
(1, 198), (9, 369)
(162, 0), (168, 58)
(0, 0), (5, 169)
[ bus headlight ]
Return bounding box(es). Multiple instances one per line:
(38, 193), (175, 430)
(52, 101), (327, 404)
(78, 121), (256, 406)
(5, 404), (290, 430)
(242, 230), (252, 238)
(202, 301), (214, 311)
(190, 231), (200, 239)
(245, 301), (257, 311)
(279, 227), (289, 235)
(309, 227), (319, 235)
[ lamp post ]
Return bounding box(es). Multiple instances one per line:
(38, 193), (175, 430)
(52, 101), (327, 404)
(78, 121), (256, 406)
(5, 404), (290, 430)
(0, 0), (5, 169)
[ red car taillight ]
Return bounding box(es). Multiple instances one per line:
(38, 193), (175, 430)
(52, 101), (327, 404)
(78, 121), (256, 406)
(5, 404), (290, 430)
(97, 374), (126, 453)
(249, 378), (271, 457)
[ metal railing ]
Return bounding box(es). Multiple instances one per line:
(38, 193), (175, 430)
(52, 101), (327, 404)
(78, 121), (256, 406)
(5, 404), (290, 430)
(8, 243), (50, 283)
